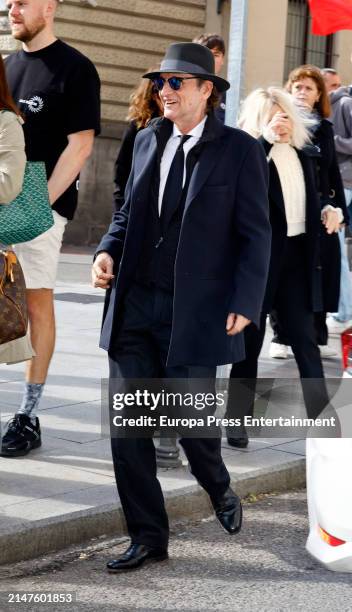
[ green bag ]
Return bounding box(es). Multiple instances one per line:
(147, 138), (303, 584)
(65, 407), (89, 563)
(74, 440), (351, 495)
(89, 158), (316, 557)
(0, 161), (54, 245)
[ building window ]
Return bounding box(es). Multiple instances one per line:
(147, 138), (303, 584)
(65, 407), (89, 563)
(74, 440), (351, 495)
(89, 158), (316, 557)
(284, 0), (337, 80)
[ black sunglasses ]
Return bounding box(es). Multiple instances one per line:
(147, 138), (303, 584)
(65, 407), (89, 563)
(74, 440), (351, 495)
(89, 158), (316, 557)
(152, 76), (198, 91)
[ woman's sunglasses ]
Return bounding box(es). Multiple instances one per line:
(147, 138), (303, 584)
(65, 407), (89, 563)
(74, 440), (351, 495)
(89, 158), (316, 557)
(152, 76), (197, 91)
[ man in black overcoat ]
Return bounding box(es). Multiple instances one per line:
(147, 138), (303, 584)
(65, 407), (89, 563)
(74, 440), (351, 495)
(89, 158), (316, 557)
(92, 42), (271, 572)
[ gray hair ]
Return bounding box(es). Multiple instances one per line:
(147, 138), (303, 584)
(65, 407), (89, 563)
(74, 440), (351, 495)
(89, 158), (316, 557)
(238, 87), (310, 149)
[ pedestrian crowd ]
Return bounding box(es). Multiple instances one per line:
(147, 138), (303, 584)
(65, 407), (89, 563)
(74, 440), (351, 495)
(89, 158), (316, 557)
(0, 0), (351, 573)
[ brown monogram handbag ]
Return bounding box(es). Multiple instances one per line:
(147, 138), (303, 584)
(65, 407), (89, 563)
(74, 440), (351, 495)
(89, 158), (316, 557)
(0, 250), (28, 345)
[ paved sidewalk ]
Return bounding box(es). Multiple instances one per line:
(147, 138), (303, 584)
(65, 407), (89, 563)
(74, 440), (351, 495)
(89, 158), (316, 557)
(0, 252), (343, 565)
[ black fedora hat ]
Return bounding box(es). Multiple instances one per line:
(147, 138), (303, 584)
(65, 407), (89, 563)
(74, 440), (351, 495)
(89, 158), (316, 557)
(143, 42), (230, 93)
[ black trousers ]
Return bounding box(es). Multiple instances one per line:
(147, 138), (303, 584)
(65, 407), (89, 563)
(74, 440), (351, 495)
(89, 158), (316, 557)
(229, 235), (329, 421)
(271, 310), (328, 346)
(108, 283), (230, 549)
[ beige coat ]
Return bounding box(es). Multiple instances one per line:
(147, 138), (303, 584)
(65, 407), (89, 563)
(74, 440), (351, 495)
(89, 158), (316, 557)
(0, 109), (33, 364)
(0, 335), (35, 364)
(0, 110), (26, 204)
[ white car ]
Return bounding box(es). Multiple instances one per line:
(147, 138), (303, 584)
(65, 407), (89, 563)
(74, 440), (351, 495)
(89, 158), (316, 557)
(306, 437), (352, 572)
(306, 327), (352, 572)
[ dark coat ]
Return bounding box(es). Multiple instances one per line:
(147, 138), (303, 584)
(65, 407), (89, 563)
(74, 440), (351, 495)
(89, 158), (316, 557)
(312, 118), (348, 219)
(309, 118), (347, 311)
(113, 114), (162, 212)
(96, 114), (272, 367)
(259, 137), (323, 315)
(113, 121), (138, 212)
(215, 91), (226, 124)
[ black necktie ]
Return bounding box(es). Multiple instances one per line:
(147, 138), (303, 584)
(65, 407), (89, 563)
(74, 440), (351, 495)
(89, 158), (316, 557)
(160, 134), (191, 229)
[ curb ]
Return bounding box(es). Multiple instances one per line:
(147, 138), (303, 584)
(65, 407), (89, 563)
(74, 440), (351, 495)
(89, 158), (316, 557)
(0, 458), (305, 566)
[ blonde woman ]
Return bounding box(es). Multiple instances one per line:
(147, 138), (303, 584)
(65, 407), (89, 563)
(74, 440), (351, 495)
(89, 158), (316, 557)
(227, 87), (333, 447)
(270, 65), (348, 359)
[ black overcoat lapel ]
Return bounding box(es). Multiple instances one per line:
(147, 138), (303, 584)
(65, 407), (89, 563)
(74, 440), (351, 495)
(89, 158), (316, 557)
(131, 135), (158, 206)
(184, 132), (227, 214)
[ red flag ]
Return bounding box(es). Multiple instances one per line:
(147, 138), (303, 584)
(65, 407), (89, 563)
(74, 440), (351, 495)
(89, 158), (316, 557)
(308, 0), (352, 35)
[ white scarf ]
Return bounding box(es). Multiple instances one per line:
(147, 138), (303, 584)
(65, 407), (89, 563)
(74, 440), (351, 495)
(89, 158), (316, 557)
(269, 143), (306, 236)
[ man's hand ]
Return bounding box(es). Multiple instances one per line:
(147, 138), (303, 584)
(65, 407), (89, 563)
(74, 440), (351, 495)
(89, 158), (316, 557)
(321, 208), (340, 234)
(226, 313), (251, 336)
(92, 252), (115, 289)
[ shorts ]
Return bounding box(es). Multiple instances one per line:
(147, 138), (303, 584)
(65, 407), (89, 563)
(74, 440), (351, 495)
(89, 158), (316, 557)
(14, 211), (68, 289)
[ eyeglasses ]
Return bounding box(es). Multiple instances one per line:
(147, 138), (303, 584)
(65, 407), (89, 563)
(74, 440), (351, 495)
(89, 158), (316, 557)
(152, 76), (198, 91)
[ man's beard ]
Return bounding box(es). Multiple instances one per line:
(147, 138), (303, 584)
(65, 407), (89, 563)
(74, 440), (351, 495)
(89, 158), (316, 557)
(12, 19), (46, 43)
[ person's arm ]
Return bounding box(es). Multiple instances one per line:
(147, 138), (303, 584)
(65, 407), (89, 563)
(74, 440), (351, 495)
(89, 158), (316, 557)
(321, 150), (347, 231)
(49, 56), (101, 206)
(113, 122), (138, 212)
(47, 129), (94, 205)
(92, 141), (137, 289)
(227, 138), (271, 334)
(92, 189), (132, 290)
(333, 101), (352, 155)
(314, 121), (348, 230)
(324, 122), (349, 226)
(92, 251), (115, 289)
(334, 134), (352, 155)
(0, 112), (26, 204)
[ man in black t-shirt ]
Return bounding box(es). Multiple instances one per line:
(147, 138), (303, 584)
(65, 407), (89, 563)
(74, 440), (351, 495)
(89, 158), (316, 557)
(1, 0), (101, 458)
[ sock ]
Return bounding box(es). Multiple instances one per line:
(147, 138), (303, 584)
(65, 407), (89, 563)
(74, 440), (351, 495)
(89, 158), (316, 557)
(17, 383), (44, 423)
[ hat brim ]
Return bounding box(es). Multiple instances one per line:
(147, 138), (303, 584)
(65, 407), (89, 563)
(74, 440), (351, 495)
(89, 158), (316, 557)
(143, 69), (230, 93)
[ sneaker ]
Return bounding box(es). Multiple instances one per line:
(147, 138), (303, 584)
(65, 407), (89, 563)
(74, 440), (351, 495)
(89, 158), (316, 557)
(1, 414), (41, 457)
(326, 316), (352, 336)
(318, 344), (338, 359)
(269, 342), (288, 359)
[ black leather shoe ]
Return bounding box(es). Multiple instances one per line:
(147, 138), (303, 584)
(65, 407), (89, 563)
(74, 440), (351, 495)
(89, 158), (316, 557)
(107, 543), (168, 572)
(212, 487), (242, 534)
(226, 425), (249, 449)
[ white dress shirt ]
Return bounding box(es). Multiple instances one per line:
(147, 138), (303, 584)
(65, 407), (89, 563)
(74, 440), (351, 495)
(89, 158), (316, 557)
(158, 115), (207, 215)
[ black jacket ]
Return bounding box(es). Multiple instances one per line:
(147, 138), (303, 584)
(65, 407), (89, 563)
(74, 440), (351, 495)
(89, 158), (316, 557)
(113, 121), (139, 212)
(113, 115), (162, 212)
(96, 113), (272, 366)
(259, 138), (323, 314)
(309, 118), (346, 311)
(311, 118), (348, 221)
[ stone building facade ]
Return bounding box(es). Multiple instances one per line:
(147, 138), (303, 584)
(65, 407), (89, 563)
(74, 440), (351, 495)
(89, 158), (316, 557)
(1, 0), (352, 245)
